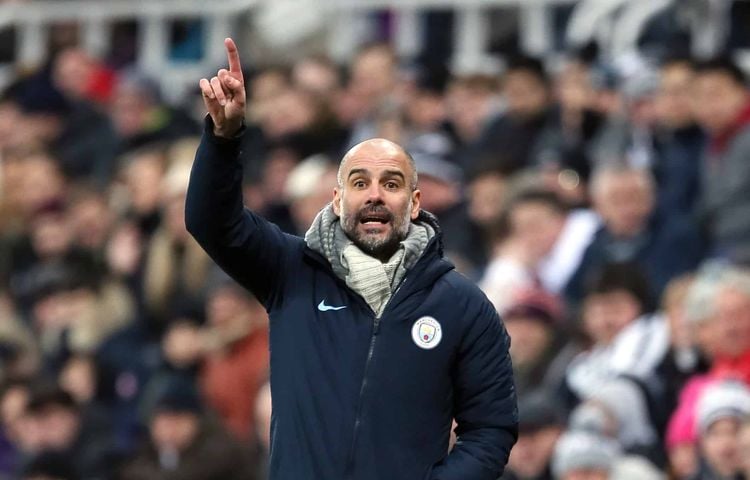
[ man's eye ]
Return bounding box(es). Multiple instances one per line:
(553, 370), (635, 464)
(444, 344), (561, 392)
(353, 180), (366, 188)
(385, 182), (399, 189)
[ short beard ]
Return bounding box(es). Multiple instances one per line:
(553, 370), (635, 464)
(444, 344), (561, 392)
(340, 200), (412, 261)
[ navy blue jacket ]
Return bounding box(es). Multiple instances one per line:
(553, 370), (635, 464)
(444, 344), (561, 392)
(185, 121), (518, 480)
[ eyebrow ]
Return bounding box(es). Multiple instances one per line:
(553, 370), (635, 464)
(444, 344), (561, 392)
(347, 168), (406, 182)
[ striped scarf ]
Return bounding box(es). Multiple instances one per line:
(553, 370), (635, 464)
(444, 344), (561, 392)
(305, 203), (434, 317)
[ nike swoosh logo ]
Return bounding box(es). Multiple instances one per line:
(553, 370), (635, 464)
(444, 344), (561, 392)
(318, 300), (347, 312)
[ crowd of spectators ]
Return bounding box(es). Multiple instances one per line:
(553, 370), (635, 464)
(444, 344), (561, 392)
(0, 13), (749, 480)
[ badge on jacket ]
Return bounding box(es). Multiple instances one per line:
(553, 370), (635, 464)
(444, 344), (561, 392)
(411, 316), (442, 350)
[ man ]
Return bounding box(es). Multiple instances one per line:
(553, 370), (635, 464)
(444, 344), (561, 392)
(501, 390), (564, 480)
(120, 381), (257, 480)
(693, 57), (750, 262)
(564, 163), (703, 305)
(187, 38), (517, 480)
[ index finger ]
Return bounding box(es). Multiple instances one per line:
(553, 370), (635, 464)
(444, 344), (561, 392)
(225, 38), (243, 79)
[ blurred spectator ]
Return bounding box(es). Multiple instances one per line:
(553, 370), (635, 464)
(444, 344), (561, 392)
(118, 145), (167, 238)
(652, 58), (705, 218)
(466, 165), (510, 245)
(502, 390), (564, 480)
(51, 47), (117, 106)
(564, 263), (667, 406)
(292, 54), (341, 99)
(551, 430), (621, 480)
(345, 42), (398, 147)
(283, 154), (338, 235)
(739, 416), (750, 480)
(654, 275), (710, 427)
(569, 377), (662, 466)
(119, 381), (256, 480)
(565, 164), (703, 304)
(5, 67), (119, 185)
(412, 152), (483, 272)
(142, 160), (210, 325)
(109, 71), (199, 153)
(534, 58), (603, 206)
(200, 276), (269, 444)
(610, 456), (667, 480)
(456, 57), (551, 174)
(502, 289), (570, 397)
(446, 74), (502, 155)
(684, 264), (750, 385)
(692, 381), (750, 480)
(20, 450), (75, 480)
(479, 189), (567, 313)
(21, 384), (113, 479)
(693, 57), (750, 263)
(67, 184), (115, 255)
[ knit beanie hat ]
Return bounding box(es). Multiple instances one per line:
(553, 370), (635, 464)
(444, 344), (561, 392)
(552, 430), (621, 478)
(696, 380), (750, 434)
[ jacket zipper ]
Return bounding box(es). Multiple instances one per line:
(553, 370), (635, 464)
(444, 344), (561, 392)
(344, 277), (408, 478)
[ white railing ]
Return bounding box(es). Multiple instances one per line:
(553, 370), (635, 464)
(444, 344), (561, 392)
(1, 0), (746, 103)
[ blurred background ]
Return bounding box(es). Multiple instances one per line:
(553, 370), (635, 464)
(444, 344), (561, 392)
(0, 0), (750, 479)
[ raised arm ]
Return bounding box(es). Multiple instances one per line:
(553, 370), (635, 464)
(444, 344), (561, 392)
(186, 38), (292, 307)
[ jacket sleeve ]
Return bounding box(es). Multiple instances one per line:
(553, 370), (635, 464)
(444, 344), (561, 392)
(185, 116), (293, 307)
(430, 300), (518, 480)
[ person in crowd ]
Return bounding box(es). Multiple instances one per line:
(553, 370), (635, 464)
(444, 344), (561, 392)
(692, 380), (750, 480)
(458, 57), (551, 173)
(565, 163), (704, 305)
(20, 450), (75, 480)
(119, 381), (257, 480)
(142, 160), (211, 326)
(693, 57), (750, 263)
(568, 377), (663, 466)
(199, 274), (269, 445)
(738, 415), (750, 480)
(652, 58), (705, 218)
(283, 154), (339, 236)
(480, 188), (567, 313)
(20, 384), (113, 479)
(564, 262), (668, 407)
(501, 289), (571, 397)
(501, 390), (564, 480)
(684, 264), (750, 385)
(551, 430), (621, 480)
(411, 151), (483, 273)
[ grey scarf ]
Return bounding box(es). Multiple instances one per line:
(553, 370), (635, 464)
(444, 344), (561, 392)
(305, 204), (434, 316)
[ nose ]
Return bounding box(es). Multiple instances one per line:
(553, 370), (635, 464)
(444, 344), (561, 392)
(365, 183), (384, 204)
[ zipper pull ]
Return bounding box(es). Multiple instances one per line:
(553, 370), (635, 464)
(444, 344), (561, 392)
(373, 317), (381, 335)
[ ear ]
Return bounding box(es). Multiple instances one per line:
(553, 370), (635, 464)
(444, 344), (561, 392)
(332, 187), (342, 216)
(410, 189), (421, 220)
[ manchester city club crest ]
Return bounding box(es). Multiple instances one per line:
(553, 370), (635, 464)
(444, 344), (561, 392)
(411, 316), (442, 350)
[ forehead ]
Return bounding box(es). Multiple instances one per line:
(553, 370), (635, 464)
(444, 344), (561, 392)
(341, 142), (412, 178)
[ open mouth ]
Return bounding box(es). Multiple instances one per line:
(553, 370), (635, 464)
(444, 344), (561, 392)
(358, 210), (391, 226)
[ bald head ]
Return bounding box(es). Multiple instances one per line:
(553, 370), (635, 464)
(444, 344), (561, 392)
(338, 138), (418, 191)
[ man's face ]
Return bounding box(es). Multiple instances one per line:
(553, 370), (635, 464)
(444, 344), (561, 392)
(692, 72), (748, 133)
(505, 316), (552, 367)
(508, 201), (565, 261)
(583, 290), (642, 345)
(701, 418), (741, 477)
(151, 411), (199, 453)
(711, 288), (750, 357)
(333, 140), (421, 260)
(656, 63), (695, 129)
(593, 172), (654, 237)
